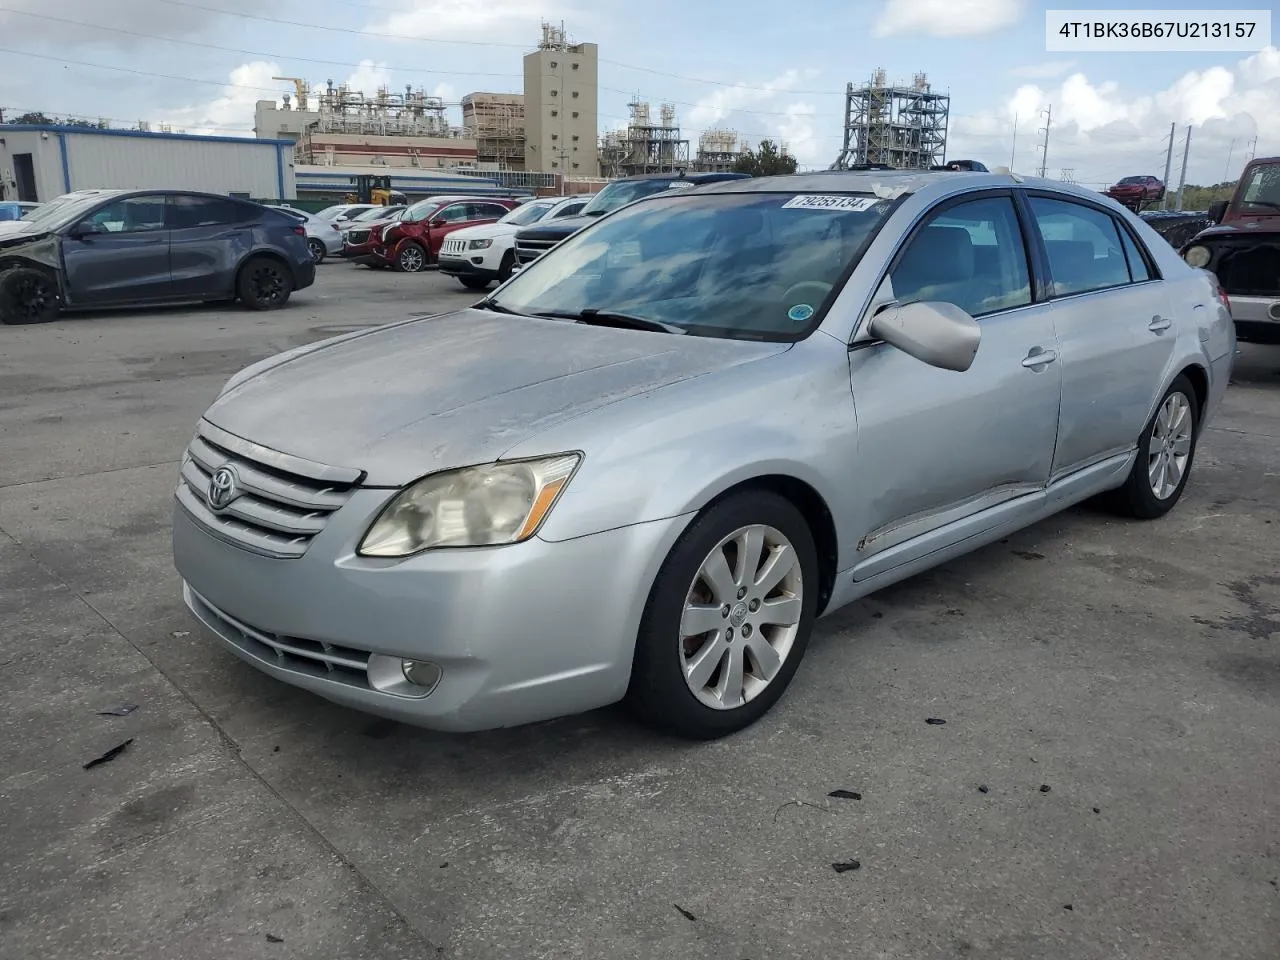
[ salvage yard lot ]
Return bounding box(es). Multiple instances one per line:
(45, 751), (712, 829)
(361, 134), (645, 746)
(1, 263), (1278, 959)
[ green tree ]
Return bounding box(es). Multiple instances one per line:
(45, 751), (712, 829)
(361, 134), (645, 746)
(733, 139), (798, 177)
(1178, 181), (1237, 211)
(7, 111), (54, 125)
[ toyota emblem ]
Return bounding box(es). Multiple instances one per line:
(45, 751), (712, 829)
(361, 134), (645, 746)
(207, 465), (239, 511)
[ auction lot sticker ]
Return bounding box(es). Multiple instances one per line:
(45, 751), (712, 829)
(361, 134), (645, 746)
(781, 195), (880, 211)
(1045, 9), (1272, 51)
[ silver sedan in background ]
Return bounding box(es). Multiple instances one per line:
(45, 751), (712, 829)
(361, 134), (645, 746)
(172, 170), (1234, 740)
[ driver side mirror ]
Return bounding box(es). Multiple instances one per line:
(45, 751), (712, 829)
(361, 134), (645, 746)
(69, 221), (105, 240)
(867, 301), (981, 372)
(1207, 199), (1228, 224)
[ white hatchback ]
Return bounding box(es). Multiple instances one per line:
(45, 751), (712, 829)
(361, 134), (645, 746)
(438, 195), (588, 290)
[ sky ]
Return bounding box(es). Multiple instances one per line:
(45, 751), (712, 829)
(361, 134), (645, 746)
(0, 0), (1276, 188)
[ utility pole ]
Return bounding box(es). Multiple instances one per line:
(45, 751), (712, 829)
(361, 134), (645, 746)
(1224, 138), (1237, 183)
(1247, 135), (1258, 164)
(1036, 105), (1052, 178)
(1174, 126), (1192, 211)
(1160, 122), (1176, 209)
(1009, 114), (1017, 172)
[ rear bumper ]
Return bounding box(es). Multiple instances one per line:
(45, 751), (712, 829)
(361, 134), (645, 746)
(1228, 294), (1280, 343)
(293, 259), (316, 290)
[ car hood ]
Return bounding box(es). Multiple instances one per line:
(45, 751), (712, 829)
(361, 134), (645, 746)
(1194, 221), (1280, 239)
(202, 308), (788, 486)
(0, 221), (46, 241)
(448, 222), (519, 241)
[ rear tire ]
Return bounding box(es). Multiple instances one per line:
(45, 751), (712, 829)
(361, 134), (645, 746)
(307, 238), (326, 264)
(0, 267), (60, 325)
(236, 257), (293, 311)
(626, 490), (819, 740)
(1110, 374), (1200, 519)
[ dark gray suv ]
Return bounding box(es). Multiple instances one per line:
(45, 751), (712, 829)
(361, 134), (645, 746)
(0, 189), (315, 325)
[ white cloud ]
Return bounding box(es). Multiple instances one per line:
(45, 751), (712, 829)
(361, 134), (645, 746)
(681, 68), (826, 166)
(874, 0), (1023, 38)
(773, 102), (824, 170)
(686, 69), (810, 130)
(153, 61), (282, 136)
(947, 46), (1280, 187)
(363, 0), (567, 43)
(345, 60), (392, 94)
(1010, 60), (1077, 80)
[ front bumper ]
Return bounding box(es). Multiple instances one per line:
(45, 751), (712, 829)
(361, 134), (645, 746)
(1228, 294), (1280, 344)
(437, 255), (499, 281)
(172, 492), (691, 732)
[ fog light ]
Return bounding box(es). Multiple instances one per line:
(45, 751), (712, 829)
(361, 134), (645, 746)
(402, 658), (442, 690)
(366, 653), (442, 698)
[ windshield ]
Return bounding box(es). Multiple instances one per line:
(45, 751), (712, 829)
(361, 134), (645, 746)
(23, 193), (124, 231)
(1237, 164), (1280, 210)
(352, 205), (402, 222)
(402, 200), (445, 223)
(488, 191), (894, 341)
(1117, 177), (1143, 185)
(579, 178), (692, 216)
(500, 202), (555, 226)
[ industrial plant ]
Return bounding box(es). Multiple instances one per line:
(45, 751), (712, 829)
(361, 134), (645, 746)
(829, 69), (951, 171)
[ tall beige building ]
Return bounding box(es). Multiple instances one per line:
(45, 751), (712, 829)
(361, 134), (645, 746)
(523, 23), (599, 177)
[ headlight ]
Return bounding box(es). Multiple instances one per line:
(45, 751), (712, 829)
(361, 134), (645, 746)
(468, 238), (493, 250)
(1183, 245), (1211, 268)
(358, 454), (580, 557)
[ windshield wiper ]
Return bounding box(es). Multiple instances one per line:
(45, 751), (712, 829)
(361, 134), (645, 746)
(533, 308), (686, 334)
(474, 299), (518, 314)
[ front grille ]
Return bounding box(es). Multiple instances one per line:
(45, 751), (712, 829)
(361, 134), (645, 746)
(515, 237), (558, 264)
(440, 238), (466, 256)
(176, 422), (359, 559)
(188, 588), (372, 689)
(346, 229), (370, 245)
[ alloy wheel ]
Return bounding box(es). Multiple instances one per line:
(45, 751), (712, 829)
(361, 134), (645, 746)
(12, 273), (55, 321)
(399, 245), (425, 272)
(1148, 390), (1193, 500)
(249, 265), (285, 305)
(679, 524), (803, 710)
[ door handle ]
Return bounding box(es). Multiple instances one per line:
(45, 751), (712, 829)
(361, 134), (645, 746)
(1148, 315), (1172, 332)
(1021, 347), (1057, 368)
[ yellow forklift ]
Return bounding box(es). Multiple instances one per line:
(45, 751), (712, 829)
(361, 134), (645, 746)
(346, 174), (406, 207)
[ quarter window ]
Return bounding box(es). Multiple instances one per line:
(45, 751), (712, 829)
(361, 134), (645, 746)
(1118, 225), (1154, 282)
(889, 195), (1032, 318)
(1028, 196), (1132, 296)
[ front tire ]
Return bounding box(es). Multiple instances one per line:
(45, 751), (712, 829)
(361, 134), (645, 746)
(396, 243), (427, 273)
(0, 267), (60, 325)
(307, 238), (326, 264)
(1112, 374), (1200, 519)
(236, 257), (293, 311)
(459, 276), (490, 291)
(626, 490), (819, 740)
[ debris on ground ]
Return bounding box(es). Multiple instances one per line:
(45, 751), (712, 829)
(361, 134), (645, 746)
(1039, 784), (1051, 793)
(978, 785), (989, 794)
(265, 933), (284, 943)
(1092, 807), (1100, 814)
(832, 860), (861, 873)
(925, 718), (947, 725)
(83, 738), (134, 770)
(773, 799), (831, 822)
(1063, 904), (1073, 911)
(673, 904), (697, 921)
(96, 704), (138, 717)
(171, 631), (190, 638)
(1013, 550), (1046, 560)
(828, 789), (861, 800)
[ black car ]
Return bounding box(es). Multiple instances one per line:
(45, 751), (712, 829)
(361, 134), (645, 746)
(0, 189), (316, 325)
(513, 171), (753, 266)
(931, 160), (989, 172)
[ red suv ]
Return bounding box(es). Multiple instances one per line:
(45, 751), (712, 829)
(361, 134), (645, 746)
(1105, 175), (1165, 208)
(369, 196), (522, 272)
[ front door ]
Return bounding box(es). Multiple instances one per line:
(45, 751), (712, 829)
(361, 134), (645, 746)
(1021, 192), (1179, 480)
(61, 195), (171, 305)
(846, 192), (1063, 580)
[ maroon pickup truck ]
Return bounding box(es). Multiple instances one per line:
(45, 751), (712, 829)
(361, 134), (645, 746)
(1179, 156), (1280, 344)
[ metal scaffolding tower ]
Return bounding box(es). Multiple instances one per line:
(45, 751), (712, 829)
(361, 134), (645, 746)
(830, 69), (950, 171)
(599, 100), (690, 177)
(694, 129), (744, 172)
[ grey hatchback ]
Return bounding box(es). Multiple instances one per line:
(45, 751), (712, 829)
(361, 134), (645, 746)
(0, 189), (315, 324)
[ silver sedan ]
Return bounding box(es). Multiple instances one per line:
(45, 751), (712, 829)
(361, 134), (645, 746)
(171, 170), (1235, 739)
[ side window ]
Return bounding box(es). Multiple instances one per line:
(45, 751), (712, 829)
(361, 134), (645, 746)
(888, 195), (1031, 318)
(470, 203), (508, 220)
(437, 204), (470, 224)
(1117, 223), (1154, 282)
(166, 196), (245, 230)
(1028, 196), (1132, 296)
(84, 196), (166, 234)
(556, 201), (586, 218)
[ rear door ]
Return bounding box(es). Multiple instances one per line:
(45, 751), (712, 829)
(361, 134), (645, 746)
(166, 195), (257, 299)
(1020, 192), (1178, 481)
(61, 195), (171, 304)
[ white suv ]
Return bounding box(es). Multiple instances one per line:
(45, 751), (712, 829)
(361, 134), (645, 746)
(438, 195), (587, 290)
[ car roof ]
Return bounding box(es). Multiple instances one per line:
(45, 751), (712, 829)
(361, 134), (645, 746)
(611, 171), (751, 183)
